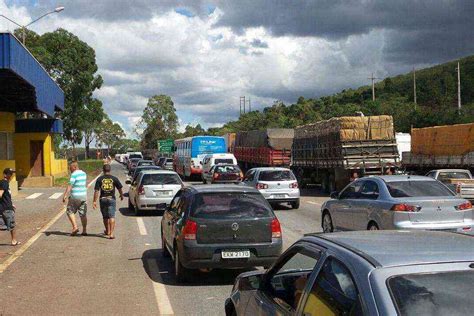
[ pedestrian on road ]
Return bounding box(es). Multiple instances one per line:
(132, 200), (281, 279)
(63, 161), (88, 236)
(0, 168), (20, 246)
(93, 164), (123, 239)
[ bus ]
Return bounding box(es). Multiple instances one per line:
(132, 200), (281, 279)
(174, 136), (226, 178)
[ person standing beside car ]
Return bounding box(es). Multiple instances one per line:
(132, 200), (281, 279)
(93, 164), (123, 239)
(0, 168), (20, 246)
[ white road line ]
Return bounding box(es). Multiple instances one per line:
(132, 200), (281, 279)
(0, 207), (66, 273)
(147, 259), (174, 315)
(49, 193), (63, 199)
(136, 218), (148, 236)
(87, 173), (102, 188)
(306, 201), (321, 205)
(26, 193), (43, 199)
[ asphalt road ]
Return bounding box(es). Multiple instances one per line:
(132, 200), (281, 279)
(0, 162), (327, 315)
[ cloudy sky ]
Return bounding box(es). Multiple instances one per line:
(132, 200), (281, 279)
(1, 0), (473, 136)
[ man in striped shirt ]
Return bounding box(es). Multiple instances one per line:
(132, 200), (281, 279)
(62, 161), (88, 236)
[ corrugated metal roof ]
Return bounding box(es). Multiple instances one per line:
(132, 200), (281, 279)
(0, 32), (64, 116)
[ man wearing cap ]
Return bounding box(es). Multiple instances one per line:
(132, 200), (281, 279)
(63, 161), (88, 236)
(0, 168), (20, 246)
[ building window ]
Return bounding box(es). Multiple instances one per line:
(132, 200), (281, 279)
(0, 132), (14, 160)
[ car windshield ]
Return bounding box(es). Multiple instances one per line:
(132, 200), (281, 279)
(437, 172), (471, 184)
(129, 154), (142, 159)
(141, 173), (181, 185)
(214, 165), (240, 173)
(388, 271), (474, 315)
(166, 158), (173, 163)
(191, 192), (272, 219)
(214, 158), (233, 164)
(259, 170), (295, 181)
(138, 161), (154, 166)
(386, 181), (454, 197)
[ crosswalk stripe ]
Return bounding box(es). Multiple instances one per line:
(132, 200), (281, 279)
(26, 193), (43, 199)
(49, 193), (63, 199)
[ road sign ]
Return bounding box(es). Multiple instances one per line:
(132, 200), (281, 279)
(157, 139), (174, 153)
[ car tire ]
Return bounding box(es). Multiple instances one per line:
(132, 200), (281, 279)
(322, 212), (334, 233)
(174, 249), (190, 283)
(161, 231), (170, 258)
(128, 199), (134, 212)
(134, 199), (142, 216)
(291, 199), (300, 209)
(368, 222), (379, 231)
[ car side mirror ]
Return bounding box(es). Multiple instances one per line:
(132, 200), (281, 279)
(239, 274), (264, 291)
(330, 191), (339, 199)
(125, 180), (131, 185)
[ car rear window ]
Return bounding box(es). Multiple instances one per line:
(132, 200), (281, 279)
(259, 170), (295, 181)
(438, 172), (471, 184)
(386, 181), (454, 197)
(388, 271), (474, 315)
(166, 158), (173, 163)
(215, 165), (241, 173)
(138, 161), (154, 166)
(191, 192), (272, 219)
(129, 154), (142, 159)
(141, 174), (181, 185)
(214, 158), (234, 164)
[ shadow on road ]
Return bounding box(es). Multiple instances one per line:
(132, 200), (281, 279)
(119, 207), (164, 217)
(44, 231), (106, 238)
(300, 187), (329, 198)
(141, 249), (254, 287)
(270, 203), (293, 211)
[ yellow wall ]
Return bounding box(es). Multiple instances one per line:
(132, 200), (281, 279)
(0, 112), (17, 194)
(13, 133), (68, 178)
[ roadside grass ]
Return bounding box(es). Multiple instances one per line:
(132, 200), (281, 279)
(54, 159), (105, 187)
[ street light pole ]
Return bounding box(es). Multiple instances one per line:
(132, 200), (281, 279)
(0, 6), (64, 45)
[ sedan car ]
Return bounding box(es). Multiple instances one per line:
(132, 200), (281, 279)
(321, 175), (474, 234)
(128, 170), (183, 215)
(243, 167), (300, 209)
(226, 230), (474, 315)
(202, 164), (243, 184)
(161, 185), (283, 282)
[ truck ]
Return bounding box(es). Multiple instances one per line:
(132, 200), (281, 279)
(234, 129), (294, 169)
(291, 115), (400, 192)
(426, 169), (474, 202)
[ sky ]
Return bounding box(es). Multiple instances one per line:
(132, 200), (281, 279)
(1, 0), (473, 137)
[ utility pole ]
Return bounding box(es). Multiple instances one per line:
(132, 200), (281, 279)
(413, 67), (417, 108)
(247, 97), (251, 112)
(240, 96), (246, 114)
(368, 73), (380, 101)
(456, 62), (461, 114)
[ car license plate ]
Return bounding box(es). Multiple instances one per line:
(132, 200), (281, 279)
(154, 190), (172, 196)
(273, 194), (286, 199)
(221, 250), (250, 259)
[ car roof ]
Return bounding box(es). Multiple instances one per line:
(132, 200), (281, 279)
(186, 184), (260, 194)
(307, 230), (474, 268)
(251, 167), (291, 171)
(432, 169), (471, 173)
(372, 175), (435, 182)
(139, 170), (177, 174)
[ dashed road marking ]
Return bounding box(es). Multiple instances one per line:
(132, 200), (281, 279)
(26, 193), (43, 199)
(136, 218), (148, 235)
(147, 258), (174, 315)
(306, 201), (320, 205)
(49, 193), (63, 199)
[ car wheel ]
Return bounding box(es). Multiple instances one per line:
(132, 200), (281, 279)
(134, 200), (142, 216)
(322, 212), (334, 233)
(291, 199), (300, 209)
(174, 249), (190, 283)
(128, 199), (135, 212)
(368, 222), (379, 231)
(161, 231), (170, 257)
(202, 178), (206, 184)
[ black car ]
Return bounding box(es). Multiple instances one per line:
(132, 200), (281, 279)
(207, 164), (243, 184)
(161, 185), (283, 282)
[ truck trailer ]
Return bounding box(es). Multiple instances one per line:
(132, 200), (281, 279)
(291, 115), (400, 192)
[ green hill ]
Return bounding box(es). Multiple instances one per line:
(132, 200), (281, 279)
(208, 55), (474, 135)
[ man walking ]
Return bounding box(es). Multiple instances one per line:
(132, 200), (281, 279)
(63, 161), (88, 236)
(0, 168), (20, 246)
(93, 164), (123, 239)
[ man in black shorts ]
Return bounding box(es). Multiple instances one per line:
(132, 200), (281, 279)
(0, 168), (20, 246)
(93, 164), (123, 239)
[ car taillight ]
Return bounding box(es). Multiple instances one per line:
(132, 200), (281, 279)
(182, 220), (198, 240)
(256, 183), (268, 190)
(213, 173), (220, 179)
(271, 218), (282, 238)
(289, 182), (298, 189)
(391, 204), (420, 212)
(455, 201), (472, 211)
(138, 185), (145, 195)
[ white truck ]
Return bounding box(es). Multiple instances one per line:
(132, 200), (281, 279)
(426, 169), (474, 202)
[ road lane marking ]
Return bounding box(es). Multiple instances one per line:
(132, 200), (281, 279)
(88, 173), (102, 188)
(0, 207), (66, 273)
(26, 193), (43, 199)
(49, 193), (63, 199)
(147, 259), (174, 315)
(306, 201), (321, 205)
(136, 218), (148, 235)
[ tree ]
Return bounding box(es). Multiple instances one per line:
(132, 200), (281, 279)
(82, 98), (105, 159)
(179, 124), (206, 138)
(138, 95), (178, 148)
(96, 117), (126, 156)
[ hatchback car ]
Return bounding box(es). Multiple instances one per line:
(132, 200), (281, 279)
(161, 185), (283, 282)
(128, 170), (183, 215)
(226, 230), (474, 316)
(321, 175), (474, 234)
(202, 164), (243, 184)
(127, 158), (142, 173)
(243, 167), (300, 209)
(127, 165), (161, 185)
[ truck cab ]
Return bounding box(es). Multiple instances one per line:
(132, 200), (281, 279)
(426, 169), (474, 202)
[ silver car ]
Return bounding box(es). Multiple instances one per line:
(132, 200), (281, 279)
(243, 167), (300, 209)
(128, 170), (183, 215)
(321, 175), (474, 234)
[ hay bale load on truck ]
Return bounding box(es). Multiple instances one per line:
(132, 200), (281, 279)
(234, 129), (294, 169)
(292, 115), (400, 192)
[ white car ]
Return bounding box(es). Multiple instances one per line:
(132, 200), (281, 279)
(128, 170), (183, 215)
(201, 153), (237, 183)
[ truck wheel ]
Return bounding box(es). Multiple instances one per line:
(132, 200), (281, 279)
(174, 249), (191, 283)
(291, 199), (300, 209)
